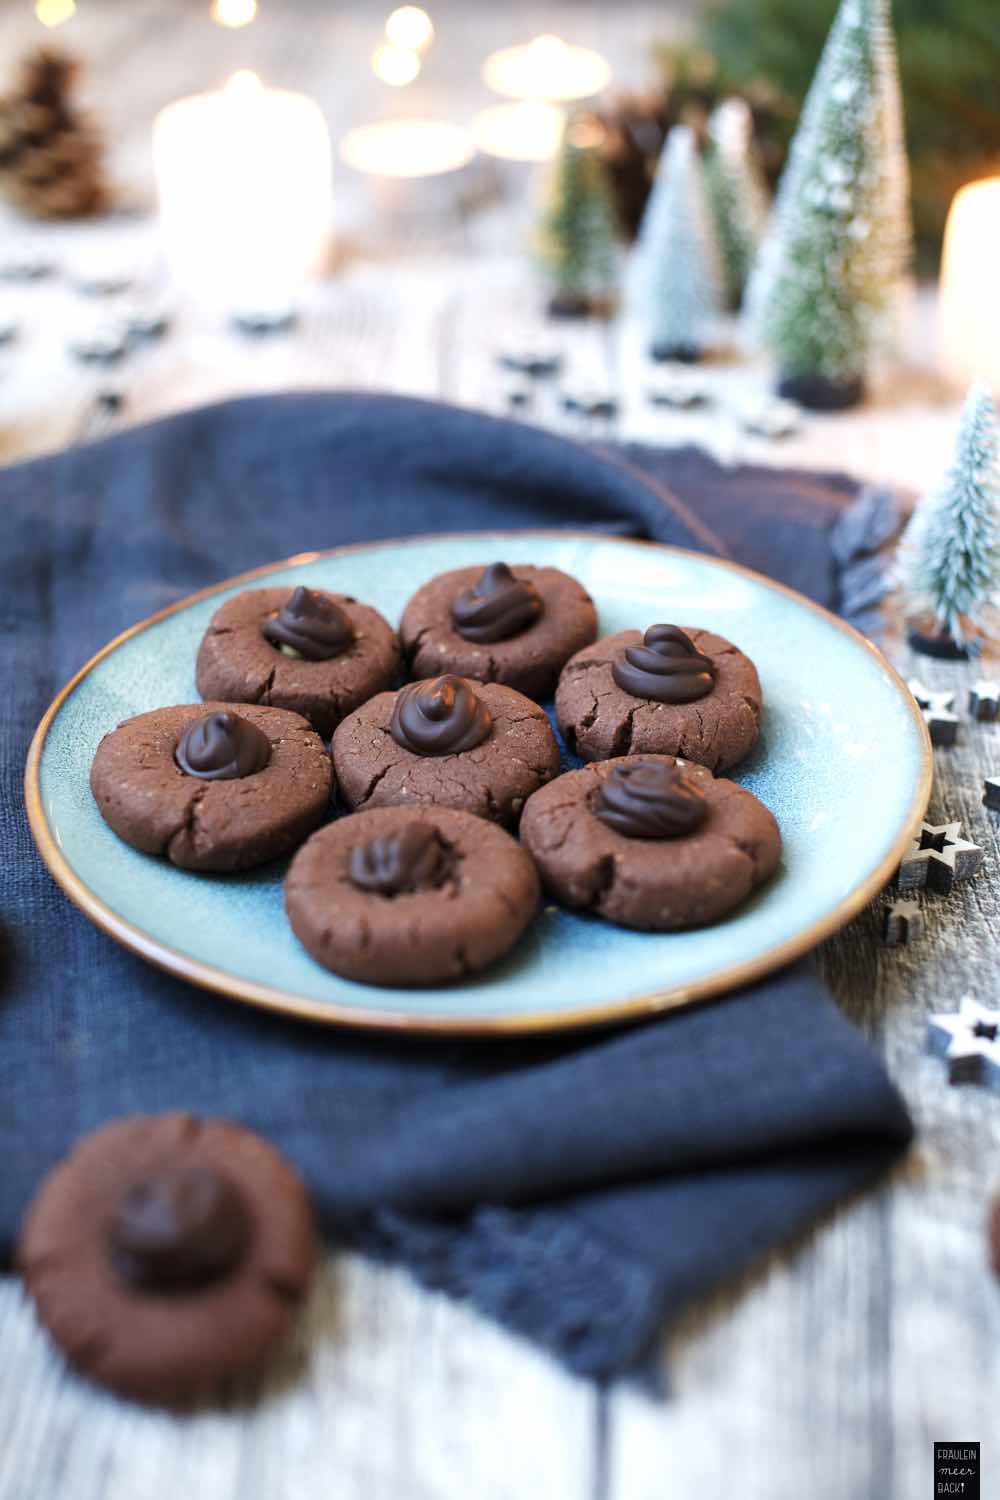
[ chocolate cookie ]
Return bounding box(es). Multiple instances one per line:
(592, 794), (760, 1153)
(400, 562), (598, 700)
(285, 805), (540, 985)
(555, 624), (762, 771)
(331, 674), (560, 827)
(90, 702), (332, 872)
(17, 1113), (316, 1406)
(520, 754), (781, 930)
(196, 586), (401, 738)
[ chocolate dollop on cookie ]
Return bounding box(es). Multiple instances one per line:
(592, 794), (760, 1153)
(390, 675), (493, 756)
(109, 1165), (251, 1291)
(175, 710), (271, 781)
(262, 586), (354, 661)
(349, 822), (451, 896)
(595, 759), (707, 839)
(612, 625), (715, 704)
(450, 563), (544, 644)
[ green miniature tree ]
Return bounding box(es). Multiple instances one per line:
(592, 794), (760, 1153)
(904, 384), (1000, 647)
(704, 98), (769, 311)
(538, 119), (619, 318)
(744, 0), (911, 409)
(634, 124), (721, 362)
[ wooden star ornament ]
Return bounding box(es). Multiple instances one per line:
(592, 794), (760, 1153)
(927, 996), (1000, 1087)
(898, 820), (983, 894)
(883, 898), (922, 946)
(969, 680), (1000, 722)
(907, 679), (959, 746)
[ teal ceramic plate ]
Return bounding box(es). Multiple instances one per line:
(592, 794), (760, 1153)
(26, 533), (931, 1034)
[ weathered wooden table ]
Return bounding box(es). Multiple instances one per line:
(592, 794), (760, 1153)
(1, 4), (995, 1498)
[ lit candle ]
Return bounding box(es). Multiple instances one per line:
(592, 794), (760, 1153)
(471, 100), (565, 163)
(153, 72), (333, 326)
(340, 119), (473, 178)
(481, 34), (610, 103)
(939, 177), (1000, 398)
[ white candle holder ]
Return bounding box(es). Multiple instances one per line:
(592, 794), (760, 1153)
(153, 72), (333, 331)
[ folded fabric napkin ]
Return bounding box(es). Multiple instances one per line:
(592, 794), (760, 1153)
(0, 393), (911, 1378)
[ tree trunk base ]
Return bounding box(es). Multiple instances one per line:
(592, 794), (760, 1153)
(778, 372), (865, 411)
(650, 343), (701, 364)
(906, 625), (981, 660)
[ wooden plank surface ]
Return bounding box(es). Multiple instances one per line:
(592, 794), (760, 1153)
(2, 4), (997, 1498)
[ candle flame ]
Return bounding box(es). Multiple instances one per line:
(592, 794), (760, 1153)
(211, 0), (258, 27)
(372, 44), (421, 87)
(34, 0), (76, 26)
(385, 6), (433, 52)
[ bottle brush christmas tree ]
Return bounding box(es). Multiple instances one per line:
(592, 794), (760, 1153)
(537, 117), (619, 319)
(0, 48), (107, 220)
(902, 383), (1000, 658)
(703, 98), (769, 311)
(633, 124), (721, 363)
(744, 0), (911, 410)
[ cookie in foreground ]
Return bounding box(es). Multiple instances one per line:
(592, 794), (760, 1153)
(520, 754), (781, 930)
(90, 702), (332, 871)
(17, 1113), (317, 1406)
(331, 674), (560, 828)
(400, 561), (597, 700)
(285, 805), (540, 985)
(555, 624), (761, 771)
(196, 585), (401, 739)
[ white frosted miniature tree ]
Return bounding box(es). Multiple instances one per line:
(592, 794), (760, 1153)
(704, 98), (769, 311)
(744, 0), (911, 405)
(904, 384), (1000, 641)
(634, 124), (721, 362)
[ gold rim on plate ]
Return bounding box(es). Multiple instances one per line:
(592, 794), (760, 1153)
(24, 532), (933, 1036)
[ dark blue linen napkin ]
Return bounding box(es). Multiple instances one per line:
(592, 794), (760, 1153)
(0, 393), (911, 1377)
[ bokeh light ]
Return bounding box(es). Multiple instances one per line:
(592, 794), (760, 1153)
(385, 7), (434, 52)
(34, 0), (76, 27)
(211, 0), (258, 29)
(481, 35), (611, 103)
(472, 100), (565, 163)
(372, 45), (421, 87)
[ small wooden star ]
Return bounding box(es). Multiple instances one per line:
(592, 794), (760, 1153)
(562, 390), (618, 420)
(646, 368), (710, 409)
(898, 820), (983, 894)
(505, 386), (534, 411)
(497, 348), (563, 380)
(740, 398), (801, 439)
(969, 680), (1000, 722)
(907, 678), (959, 746)
(67, 324), (129, 367)
(883, 897), (922, 946)
(984, 777), (1000, 813)
(927, 995), (1000, 1088)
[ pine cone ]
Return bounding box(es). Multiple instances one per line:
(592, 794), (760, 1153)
(0, 47), (107, 220)
(581, 91), (670, 241)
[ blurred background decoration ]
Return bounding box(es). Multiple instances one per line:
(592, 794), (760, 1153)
(692, 0), (1000, 269)
(0, 47), (106, 219)
(0, 0), (995, 469)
